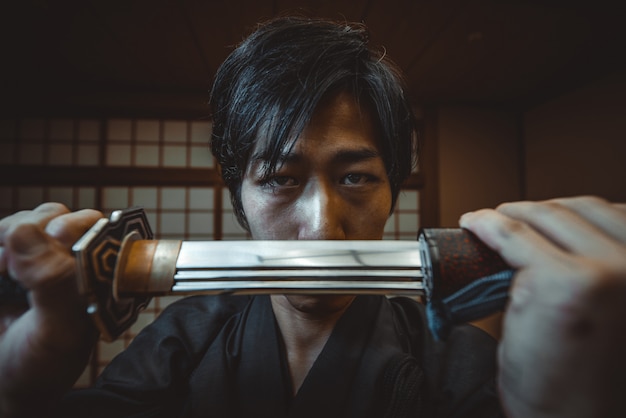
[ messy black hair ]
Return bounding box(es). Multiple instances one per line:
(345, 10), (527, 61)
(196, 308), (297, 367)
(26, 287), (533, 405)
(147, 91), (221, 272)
(210, 16), (417, 231)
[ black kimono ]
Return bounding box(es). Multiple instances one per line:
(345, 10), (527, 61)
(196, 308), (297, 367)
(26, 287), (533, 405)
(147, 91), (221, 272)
(58, 295), (503, 417)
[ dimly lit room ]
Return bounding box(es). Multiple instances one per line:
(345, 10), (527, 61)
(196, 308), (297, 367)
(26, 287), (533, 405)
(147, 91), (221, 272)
(1, 0), (625, 415)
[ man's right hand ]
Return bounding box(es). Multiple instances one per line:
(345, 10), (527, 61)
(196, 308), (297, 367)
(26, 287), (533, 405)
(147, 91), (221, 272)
(0, 203), (102, 418)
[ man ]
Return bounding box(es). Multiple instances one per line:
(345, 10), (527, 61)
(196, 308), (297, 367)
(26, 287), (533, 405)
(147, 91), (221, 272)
(1, 16), (625, 418)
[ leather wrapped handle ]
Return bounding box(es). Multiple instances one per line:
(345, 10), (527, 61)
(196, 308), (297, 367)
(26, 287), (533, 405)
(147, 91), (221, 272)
(419, 228), (514, 340)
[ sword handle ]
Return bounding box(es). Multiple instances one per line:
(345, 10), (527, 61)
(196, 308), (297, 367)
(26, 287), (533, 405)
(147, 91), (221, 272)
(419, 228), (514, 340)
(0, 207), (154, 342)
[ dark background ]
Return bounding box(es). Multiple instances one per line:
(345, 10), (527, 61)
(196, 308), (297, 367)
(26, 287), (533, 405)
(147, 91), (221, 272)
(2, 0), (625, 117)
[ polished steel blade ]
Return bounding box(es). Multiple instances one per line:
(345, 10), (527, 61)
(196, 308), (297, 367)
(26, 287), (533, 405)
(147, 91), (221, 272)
(172, 279), (423, 295)
(168, 240), (423, 295)
(177, 240), (422, 268)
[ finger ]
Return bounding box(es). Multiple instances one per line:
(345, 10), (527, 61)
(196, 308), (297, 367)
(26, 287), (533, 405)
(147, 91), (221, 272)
(548, 196), (626, 243)
(496, 198), (625, 258)
(0, 205), (101, 273)
(0, 203), (72, 273)
(44, 209), (103, 248)
(0, 203), (70, 243)
(459, 208), (569, 270)
(459, 210), (588, 313)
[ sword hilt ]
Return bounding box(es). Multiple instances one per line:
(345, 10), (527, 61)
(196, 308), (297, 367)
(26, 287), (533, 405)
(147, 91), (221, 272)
(418, 228), (513, 339)
(0, 207), (153, 341)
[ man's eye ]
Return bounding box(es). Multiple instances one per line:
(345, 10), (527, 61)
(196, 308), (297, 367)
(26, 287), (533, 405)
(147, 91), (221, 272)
(265, 176), (298, 187)
(342, 173), (372, 185)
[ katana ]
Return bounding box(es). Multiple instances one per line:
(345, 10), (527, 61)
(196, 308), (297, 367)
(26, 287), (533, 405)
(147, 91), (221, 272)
(1, 207), (514, 341)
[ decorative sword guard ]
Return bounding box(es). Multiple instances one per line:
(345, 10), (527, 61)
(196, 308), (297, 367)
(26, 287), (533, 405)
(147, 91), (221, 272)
(72, 207), (154, 342)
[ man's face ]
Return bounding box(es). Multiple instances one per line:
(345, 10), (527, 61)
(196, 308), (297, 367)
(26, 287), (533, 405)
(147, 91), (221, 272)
(241, 91), (392, 241)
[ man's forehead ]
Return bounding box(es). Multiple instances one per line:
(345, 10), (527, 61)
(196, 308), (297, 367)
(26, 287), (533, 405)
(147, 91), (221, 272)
(246, 91), (383, 169)
(247, 140), (383, 174)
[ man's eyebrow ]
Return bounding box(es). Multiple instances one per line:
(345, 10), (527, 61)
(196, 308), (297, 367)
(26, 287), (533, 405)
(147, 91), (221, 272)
(331, 147), (382, 164)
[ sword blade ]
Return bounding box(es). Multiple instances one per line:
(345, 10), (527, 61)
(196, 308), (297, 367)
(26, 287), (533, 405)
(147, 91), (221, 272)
(116, 239), (424, 296)
(177, 240), (421, 268)
(172, 279), (423, 295)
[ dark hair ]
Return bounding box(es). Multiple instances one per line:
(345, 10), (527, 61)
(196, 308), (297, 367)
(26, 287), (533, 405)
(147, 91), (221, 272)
(210, 16), (417, 231)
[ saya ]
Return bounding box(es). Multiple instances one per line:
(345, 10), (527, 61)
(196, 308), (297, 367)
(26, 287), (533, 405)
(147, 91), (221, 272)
(2, 207), (514, 341)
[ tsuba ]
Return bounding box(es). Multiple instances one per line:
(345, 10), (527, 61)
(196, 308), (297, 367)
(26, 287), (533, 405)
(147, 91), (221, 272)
(73, 207), (153, 341)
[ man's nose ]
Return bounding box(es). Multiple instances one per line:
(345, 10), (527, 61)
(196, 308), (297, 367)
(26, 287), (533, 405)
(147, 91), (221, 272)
(296, 181), (346, 240)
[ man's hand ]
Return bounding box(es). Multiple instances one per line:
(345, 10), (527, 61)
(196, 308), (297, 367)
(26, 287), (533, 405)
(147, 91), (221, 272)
(460, 196), (626, 418)
(0, 203), (102, 417)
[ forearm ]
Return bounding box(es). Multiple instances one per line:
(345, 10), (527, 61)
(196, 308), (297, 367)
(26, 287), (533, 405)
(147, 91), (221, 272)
(0, 308), (97, 418)
(0, 282), (98, 417)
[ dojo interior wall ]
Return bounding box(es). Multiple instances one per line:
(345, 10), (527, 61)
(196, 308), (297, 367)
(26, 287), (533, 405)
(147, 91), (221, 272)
(435, 69), (626, 227)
